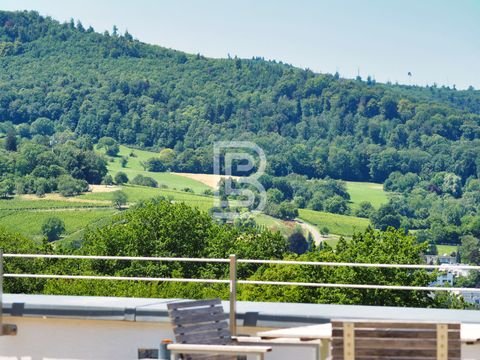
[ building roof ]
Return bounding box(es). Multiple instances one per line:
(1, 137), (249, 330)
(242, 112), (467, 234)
(4, 294), (480, 327)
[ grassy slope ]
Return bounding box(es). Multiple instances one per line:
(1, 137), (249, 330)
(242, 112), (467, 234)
(0, 198), (107, 209)
(0, 146), (386, 242)
(0, 208), (116, 240)
(298, 209), (370, 237)
(0, 194), (116, 241)
(254, 213), (296, 238)
(345, 181), (389, 210)
(80, 184), (214, 213)
(437, 244), (458, 256)
(103, 145), (210, 193)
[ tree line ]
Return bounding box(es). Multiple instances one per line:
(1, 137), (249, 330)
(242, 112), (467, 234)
(0, 10), (479, 184)
(0, 198), (466, 309)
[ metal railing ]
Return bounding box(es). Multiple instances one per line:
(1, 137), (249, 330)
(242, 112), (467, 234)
(2, 252), (480, 335)
(0, 250), (16, 335)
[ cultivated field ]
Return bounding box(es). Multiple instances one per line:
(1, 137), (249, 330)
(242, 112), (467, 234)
(0, 145), (388, 244)
(80, 184), (214, 213)
(172, 172), (239, 189)
(0, 206), (116, 241)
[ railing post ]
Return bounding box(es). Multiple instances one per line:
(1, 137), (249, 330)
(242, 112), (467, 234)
(0, 249), (16, 336)
(229, 254), (237, 336)
(0, 249), (3, 335)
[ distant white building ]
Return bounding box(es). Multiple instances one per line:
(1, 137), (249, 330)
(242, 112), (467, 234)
(431, 272), (454, 286)
(456, 290), (480, 305)
(425, 254), (457, 265)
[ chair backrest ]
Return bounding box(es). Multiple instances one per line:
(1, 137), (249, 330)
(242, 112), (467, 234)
(331, 320), (461, 360)
(168, 298), (232, 345)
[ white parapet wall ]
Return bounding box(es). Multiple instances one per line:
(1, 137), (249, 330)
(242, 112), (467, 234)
(1, 294), (480, 360)
(1, 316), (317, 360)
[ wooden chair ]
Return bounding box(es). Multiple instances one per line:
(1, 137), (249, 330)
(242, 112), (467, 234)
(331, 320), (461, 360)
(167, 299), (271, 360)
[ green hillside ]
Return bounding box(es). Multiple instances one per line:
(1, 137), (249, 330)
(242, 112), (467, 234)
(0, 11), (479, 248)
(0, 207), (115, 240)
(1, 10), (479, 184)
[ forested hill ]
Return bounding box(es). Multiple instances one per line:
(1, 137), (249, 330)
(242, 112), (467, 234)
(1, 10), (480, 183)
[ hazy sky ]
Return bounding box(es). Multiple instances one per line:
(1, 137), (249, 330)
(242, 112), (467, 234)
(2, 0), (479, 89)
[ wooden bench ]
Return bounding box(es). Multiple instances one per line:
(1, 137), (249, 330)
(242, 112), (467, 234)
(331, 320), (461, 360)
(167, 299), (271, 360)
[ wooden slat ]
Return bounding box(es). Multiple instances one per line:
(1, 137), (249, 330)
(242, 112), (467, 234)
(174, 321), (229, 335)
(171, 312), (229, 326)
(437, 324), (448, 360)
(172, 313), (228, 326)
(332, 329), (461, 339)
(343, 322), (354, 360)
(167, 299), (222, 310)
(170, 305), (225, 320)
(168, 344), (272, 354)
(332, 338), (461, 350)
(176, 329), (232, 344)
(185, 354), (236, 360)
(182, 354), (239, 360)
(332, 347), (460, 358)
(332, 322), (460, 330)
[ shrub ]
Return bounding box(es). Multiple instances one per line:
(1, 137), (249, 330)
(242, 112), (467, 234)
(355, 201), (374, 218)
(114, 172), (129, 185)
(112, 190), (128, 210)
(57, 175), (88, 196)
(131, 174), (158, 188)
(41, 217), (65, 241)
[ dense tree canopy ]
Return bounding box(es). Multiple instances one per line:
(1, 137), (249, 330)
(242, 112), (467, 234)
(0, 200), (464, 308)
(0, 10), (479, 185)
(0, 11), (479, 259)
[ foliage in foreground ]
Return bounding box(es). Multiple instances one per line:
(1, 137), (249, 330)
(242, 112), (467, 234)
(0, 200), (466, 308)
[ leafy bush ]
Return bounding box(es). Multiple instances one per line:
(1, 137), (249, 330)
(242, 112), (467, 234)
(130, 174), (158, 188)
(57, 175), (89, 196)
(355, 201), (375, 218)
(41, 217), (65, 241)
(114, 172), (129, 185)
(112, 190), (128, 210)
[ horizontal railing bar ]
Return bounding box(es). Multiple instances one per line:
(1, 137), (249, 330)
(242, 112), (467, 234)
(4, 273), (480, 292)
(4, 254), (479, 271)
(4, 273), (230, 283)
(2, 254), (229, 263)
(237, 259), (479, 270)
(238, 280), (480, 293)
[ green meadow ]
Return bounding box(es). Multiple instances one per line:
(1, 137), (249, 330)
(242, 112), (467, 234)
(254, 213), (296, 237)
(436, 244), (458, 256)
(298, 209), (371, 237)
(102, 145), (210, 193)
(345, 181), (389, 210)
(0, 208), (116, 241)
(0, 145), (389, 244)
(79, 184), (214, 213)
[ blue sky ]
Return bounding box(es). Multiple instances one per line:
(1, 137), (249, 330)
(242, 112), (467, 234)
(2, 0), (479, 89)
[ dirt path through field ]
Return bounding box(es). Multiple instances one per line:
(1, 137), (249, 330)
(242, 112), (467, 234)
(19, 185), (119, 204)
(295, 219), (328, 245)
